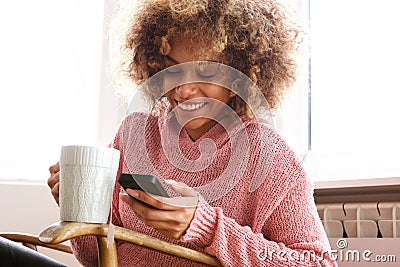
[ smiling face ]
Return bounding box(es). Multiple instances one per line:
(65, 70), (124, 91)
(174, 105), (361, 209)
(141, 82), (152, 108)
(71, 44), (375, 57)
(163, 38), (232, 141)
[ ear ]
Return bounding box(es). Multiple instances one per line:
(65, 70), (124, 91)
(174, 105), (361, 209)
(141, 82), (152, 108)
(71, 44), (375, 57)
(160, 36), (171, 55)
(249, 65), (260, 84)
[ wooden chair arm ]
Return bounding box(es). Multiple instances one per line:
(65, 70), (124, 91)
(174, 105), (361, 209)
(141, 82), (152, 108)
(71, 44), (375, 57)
(39, 221), (118, 267)
(39, 221), (222, 267)
(0, 232), (72, 254)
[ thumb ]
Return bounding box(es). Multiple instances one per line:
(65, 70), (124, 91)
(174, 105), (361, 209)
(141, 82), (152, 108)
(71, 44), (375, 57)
(165, 180), (197, 197)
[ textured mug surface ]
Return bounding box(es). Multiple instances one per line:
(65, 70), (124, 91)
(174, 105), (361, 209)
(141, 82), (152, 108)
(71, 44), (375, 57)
(59, 146), (120, 223)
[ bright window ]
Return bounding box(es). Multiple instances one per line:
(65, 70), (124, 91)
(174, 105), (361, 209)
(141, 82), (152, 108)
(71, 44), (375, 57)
(307, 0), (400, 184)
(0, 1), (104, 182)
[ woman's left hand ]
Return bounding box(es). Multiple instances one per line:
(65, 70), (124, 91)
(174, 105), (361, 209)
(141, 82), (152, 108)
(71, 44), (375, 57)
(119, 180), (199, 240)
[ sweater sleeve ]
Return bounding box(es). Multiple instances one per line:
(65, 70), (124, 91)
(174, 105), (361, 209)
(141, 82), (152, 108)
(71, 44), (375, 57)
(182, 182), (336, 266)
(181, 134), (337, 266)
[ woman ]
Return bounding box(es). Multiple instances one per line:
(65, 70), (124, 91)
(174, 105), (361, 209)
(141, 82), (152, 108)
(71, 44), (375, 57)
(48, 0), (336, 266)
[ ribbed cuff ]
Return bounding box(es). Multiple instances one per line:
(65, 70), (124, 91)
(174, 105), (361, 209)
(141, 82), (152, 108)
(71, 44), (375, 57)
(181, 199), (218, 246)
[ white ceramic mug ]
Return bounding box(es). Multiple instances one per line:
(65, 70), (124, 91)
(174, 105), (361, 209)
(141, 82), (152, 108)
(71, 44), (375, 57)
(59, 145), (120, 223)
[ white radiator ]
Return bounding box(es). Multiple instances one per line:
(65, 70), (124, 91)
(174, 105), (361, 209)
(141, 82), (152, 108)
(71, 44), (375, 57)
(317, 202), (400, 238)
(316, 202), (400, 266)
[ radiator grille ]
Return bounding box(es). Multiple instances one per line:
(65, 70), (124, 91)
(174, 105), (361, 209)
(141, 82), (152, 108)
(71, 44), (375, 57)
(316, 202), (400, 238)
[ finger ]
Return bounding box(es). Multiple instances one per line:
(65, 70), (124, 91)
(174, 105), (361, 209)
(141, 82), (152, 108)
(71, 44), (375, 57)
(128, 186), (198, 209)
(119, 192), (147, 220)
(163, 180), (198, 207)
(125, 189), (177, 210)
(120, 192), (194, 240)
(119, 191), (137, 207)
(49, 162), (60, 174)
(51, 182), (60, 205)
(165, 180), (197, 197)
(47, 171), (60, 188)
(120, 192), (173, 220)
(47, 162), (60, 188)
(162, 196), (198, 208)
(120, 191), (161, 214)
(130, 203), (188, 227)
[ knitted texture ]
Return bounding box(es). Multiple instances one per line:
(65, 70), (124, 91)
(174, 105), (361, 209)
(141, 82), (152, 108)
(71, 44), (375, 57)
(70, 112), (336, 266)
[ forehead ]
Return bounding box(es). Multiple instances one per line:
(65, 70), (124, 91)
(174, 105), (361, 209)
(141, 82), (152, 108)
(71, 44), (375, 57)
(167, 37), (222, 63)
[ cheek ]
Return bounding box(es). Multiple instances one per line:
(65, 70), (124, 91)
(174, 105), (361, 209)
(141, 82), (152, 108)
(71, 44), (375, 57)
(162, 79), (171, 95)
(164, 91), (175, 105)
(209, 87), (230, 104)
(205, 88), (232, 114)
(162, 76), (181, 95)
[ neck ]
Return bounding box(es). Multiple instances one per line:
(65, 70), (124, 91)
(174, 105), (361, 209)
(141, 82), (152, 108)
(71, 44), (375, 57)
(185, 120), (218, 141)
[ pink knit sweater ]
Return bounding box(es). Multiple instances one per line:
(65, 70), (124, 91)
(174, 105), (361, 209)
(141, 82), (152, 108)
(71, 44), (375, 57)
(70, 112), (336, 266)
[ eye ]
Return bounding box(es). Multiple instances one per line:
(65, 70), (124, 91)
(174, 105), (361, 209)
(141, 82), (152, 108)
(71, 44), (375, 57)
(164, 65), (182, 75)
(195, 62), (220, 78)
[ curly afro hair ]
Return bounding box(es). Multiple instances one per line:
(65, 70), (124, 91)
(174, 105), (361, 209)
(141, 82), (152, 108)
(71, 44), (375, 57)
(118, 0), (303, 117)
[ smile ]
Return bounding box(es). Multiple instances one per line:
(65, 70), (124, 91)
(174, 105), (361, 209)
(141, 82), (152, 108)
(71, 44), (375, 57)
(178, 102), (207, 111)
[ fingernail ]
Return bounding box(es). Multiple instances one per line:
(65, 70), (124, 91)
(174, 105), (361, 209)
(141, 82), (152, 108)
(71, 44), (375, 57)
(165, 179), (176, 185)
(127, 189), (138, 198)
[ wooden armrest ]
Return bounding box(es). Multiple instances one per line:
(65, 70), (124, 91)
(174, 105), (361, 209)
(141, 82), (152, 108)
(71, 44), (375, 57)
(39, 221), (222, 267)
(0, 232), (72, 254)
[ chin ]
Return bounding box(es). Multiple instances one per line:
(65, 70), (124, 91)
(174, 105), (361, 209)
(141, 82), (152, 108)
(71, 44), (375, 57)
(178, 117), (213, 132)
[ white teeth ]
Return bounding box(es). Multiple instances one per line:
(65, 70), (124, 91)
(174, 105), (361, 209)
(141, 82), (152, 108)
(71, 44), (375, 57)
(179, 102), (206, 111)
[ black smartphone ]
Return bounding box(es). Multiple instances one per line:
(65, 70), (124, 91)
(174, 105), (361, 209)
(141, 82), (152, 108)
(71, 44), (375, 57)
(118, 173), (170, 197)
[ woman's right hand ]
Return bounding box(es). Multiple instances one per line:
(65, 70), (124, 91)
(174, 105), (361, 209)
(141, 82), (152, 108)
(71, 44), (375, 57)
(47, 162), (60, 205)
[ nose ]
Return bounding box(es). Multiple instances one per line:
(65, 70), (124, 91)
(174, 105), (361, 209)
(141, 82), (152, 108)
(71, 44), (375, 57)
(175, 83), (199, 99)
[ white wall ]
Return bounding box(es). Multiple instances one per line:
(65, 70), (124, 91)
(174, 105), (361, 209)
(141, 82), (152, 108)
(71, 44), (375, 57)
(0, 183), (81, 266)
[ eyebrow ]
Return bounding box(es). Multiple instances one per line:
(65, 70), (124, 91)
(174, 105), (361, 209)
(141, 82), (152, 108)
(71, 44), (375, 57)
(164, 55), (180, 64)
